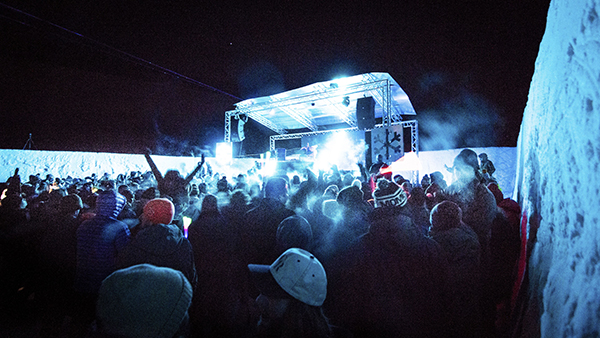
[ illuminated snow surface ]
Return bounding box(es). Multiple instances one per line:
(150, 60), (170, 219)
(514, 0), (600, 336)
(0, 147), (518, 199)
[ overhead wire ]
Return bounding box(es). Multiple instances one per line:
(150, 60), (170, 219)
(0, 2), (242, 101)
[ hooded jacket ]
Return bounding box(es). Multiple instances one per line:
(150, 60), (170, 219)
(75, 190), (130, 294)
(117, 223), (197, 289)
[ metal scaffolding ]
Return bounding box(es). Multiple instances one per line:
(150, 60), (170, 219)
(224, 72), (418, 156)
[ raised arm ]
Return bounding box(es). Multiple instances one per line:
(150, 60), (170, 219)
(184, 153), (205, 184)
(144, 149), (164, 183)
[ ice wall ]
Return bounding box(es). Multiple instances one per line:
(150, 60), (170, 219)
(514, 0), (600, 336)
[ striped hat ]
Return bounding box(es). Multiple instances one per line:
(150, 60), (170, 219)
(372, 178), (407, 208)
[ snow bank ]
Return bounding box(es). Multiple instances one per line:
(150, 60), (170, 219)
(0, 147), (517, 198)
(515, 0), (600, 336)
(0, 149), (258, 183)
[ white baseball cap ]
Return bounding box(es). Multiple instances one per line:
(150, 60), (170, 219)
(248, 248), (327, 306)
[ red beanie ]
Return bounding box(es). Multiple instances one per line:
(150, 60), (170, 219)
(143, 198), (175, 225)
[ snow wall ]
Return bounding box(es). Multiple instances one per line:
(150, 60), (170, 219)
(0, 147), (517, 198)
(514, 0), (600, 336)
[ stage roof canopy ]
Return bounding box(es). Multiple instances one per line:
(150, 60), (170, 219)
(225, 72), (416, 139)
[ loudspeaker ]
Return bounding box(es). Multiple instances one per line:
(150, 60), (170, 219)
(356, 97), (375, 130)
(276, 148), (286, 161)
(230, 115), (246, 142)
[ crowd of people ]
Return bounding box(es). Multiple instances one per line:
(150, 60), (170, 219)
(0, 149), (523, 338)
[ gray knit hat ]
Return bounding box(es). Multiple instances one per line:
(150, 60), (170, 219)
(96, 264), (193, 338)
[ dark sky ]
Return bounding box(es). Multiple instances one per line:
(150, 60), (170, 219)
(0, 0), (550, 154)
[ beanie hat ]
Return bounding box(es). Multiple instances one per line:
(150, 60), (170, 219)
(372, 178), (407, 208)
(96, 264), (193, 338)
(143, 198), (175, 225)
(430, 200), (463, 232)
(95, 190), (126, 220)
(248, 248), (327, 306)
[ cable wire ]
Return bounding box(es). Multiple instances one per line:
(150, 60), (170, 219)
(0, 2), (242, 101)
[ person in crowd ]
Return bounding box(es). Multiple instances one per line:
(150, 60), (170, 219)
(221, 189), (252, 230)
(92, 264), (193, 338)
(116, 198), (197, 289)
(230, 174), (247, 193)
(425, 171), (447, 210)
(0, 182), (35, 318)
(429, 201), (482, 337)
(248, 248), (350, 338)
(406, 186), (430, 235)
(393, 174), (406, 186)
(315, 184), (371, 263)
(133, 187), (159, 218)
(273, 215), (314, 260)
(479, 153), (496, 183)
(369, 154), (386, 175)
(325, 178), (449, 338)
(188, 193), (255, 338)
(420, 174), (431, 190)
(335, 184), (371, 240)
(182, 183), (203, 224)
(487, 182), (522, 334)
(243, 177), (295, 266)
(37, 194), (85, 337)
(116, 185), (137, 220)
(144, 151), (205, 226)
(439, 148), (498, 337)
(441, 149), (497, 251)
(74, 189), (130, 336)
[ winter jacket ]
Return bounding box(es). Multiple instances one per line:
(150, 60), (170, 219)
(75, 216), (130, 294)
(325, 206), (450, 338)
(116, 223), (197, 289)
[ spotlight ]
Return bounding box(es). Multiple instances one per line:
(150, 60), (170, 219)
(342, 96), (350, 107)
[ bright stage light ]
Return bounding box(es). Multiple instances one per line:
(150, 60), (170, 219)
(216, 142), (232, 161)
(262, 157), (278, 177)
(380, 152), (422, 174)
(313, 131), (366, 173)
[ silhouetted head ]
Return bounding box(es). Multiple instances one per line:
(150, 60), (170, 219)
(265, 177), (288, 202)
(453, 149), (480, 182)
(201, 194), (219, 214)
(430, 201), (463, 232)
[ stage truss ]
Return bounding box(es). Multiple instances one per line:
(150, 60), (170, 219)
(268, 120), (418, 153)
(224, 72), (418, 158)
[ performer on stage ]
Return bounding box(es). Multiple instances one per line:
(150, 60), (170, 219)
(300, 142), (318, 160)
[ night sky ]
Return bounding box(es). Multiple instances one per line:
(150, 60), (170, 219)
(0, 0), (550, 155)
